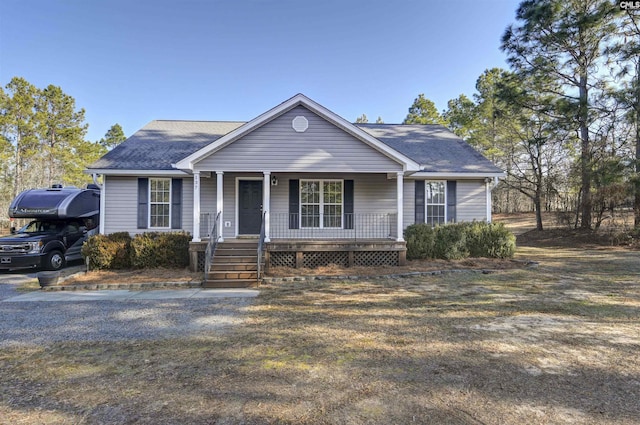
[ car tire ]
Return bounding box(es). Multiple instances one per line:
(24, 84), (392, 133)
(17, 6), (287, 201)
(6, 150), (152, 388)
(45, 250), (65, 271)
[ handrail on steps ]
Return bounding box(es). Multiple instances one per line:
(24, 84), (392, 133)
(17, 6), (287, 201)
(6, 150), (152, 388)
(204, 211), (221, 283)
(257, 211), (267, 284)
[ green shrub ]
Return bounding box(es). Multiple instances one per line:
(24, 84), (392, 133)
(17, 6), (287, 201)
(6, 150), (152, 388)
(83, 231), (191, 270)
(433, 223), (469, 260)
(469, 222), (516, 258)
(82, 232), (132, 270)
(404, 223), (436, 260)
(405, 221), (515, 260)
(130, 232), (190, 269)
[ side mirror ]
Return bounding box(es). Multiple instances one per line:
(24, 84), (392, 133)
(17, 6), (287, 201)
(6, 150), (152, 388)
(10, 226), (16, 234)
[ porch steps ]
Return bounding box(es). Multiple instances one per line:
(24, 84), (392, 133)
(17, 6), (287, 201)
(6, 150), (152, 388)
(203, 240), (262, 288)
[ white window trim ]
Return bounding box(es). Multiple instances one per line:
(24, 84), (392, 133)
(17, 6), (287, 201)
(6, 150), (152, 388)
(425, 180), (447, 225)
(149, 177), (172, 229)
(300, 179), (344, 229)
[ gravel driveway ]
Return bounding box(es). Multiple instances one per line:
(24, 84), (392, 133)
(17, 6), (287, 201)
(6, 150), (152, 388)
(0, 278), (256, 348)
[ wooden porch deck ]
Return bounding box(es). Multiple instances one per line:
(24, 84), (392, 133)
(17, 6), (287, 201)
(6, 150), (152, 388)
(189, 238), (406, 273)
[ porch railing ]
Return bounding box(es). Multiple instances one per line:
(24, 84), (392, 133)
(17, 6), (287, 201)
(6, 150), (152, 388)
(257, 211), (266, 284)
(270, 213), (398, 241)
(204, 211), (221, 281)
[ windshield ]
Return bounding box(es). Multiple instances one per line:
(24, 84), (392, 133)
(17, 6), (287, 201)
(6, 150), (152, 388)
(19, 220), (65, 234)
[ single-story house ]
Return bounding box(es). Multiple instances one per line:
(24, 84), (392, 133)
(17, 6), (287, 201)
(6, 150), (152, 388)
(86, 94), (503, 286)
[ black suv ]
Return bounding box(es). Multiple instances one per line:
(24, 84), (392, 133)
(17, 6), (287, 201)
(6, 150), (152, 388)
(0, 217), (97, 271)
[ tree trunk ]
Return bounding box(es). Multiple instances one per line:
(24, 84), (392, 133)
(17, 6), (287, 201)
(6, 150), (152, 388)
(48, 131), (56, 187)
(634, 59), (640, 228)
(579, 74), (592, 229)
(534, 195), (544, 231)
(535, 146), (544, 231)
(13, 131), (22, 199)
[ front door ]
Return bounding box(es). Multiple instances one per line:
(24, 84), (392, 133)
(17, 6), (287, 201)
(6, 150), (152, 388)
(238, 180), (263, 235)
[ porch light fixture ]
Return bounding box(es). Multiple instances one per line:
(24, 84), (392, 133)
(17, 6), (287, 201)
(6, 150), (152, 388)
(271, 176), (278, 186)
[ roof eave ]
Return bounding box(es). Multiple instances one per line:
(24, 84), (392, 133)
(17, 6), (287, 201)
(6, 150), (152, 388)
(84, 168), (190, 176)
(409, 171), (506, 179)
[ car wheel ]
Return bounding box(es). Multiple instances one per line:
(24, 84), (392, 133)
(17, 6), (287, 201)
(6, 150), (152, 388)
(45, 250), (65, 271)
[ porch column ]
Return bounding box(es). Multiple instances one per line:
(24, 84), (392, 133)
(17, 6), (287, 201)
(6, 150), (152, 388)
(192, 171), (201, 242)
(396, 171), (404, 242)
(263, 171), (271, 242)
(216, 171), (224, 242)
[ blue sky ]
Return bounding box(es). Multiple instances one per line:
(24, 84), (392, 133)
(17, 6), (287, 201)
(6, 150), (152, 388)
(1, 0), (520, 142)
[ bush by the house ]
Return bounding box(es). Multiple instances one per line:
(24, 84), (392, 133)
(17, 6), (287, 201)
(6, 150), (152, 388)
(130, 232), (191, 269)
(82, 231), (190, 270)
(432, 223), (469, 260)
(405, 222), (515, 260)
(81, 232), (132, 270)
(404, 222), (437, 260)
(465, 221), (516, 259)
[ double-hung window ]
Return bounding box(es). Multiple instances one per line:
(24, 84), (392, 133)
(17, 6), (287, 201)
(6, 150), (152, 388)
(300, 180), (343, 228)
(149, 178), (171, 228)
(425, 181), (446, 225)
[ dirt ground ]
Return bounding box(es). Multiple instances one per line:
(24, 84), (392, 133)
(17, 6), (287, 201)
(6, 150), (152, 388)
(1, 213), (639, 424)
(61, 214), (534, 286)
(60, 211), (626, 286)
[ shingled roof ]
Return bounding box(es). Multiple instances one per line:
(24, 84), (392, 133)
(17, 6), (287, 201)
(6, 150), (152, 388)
(87, 119), (502, 175)
(355, 123), (502, 174)
(88, 120), (244, 170)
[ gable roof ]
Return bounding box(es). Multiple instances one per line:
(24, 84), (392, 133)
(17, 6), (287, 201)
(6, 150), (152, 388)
(174, 94), (420, 172)
(86, 94), (503, 177)
(356, 124), (503, 174)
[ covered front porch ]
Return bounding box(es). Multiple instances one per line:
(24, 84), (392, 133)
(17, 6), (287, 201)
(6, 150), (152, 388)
(190, 171), (406, 243)
(187, 171), (408, 273)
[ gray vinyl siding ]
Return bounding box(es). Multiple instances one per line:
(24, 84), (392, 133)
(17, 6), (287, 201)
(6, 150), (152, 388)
(194, 106), (403, 173)
(103, 176), (194, 235)
(403, 179), (415, 230)
(182, 179), (194, 233)
(457, 180), (487, 222)
(199, 175), (218, 236)
(405, 179), (488, 226)
(104, 174), (488, 239)
(104, 177), (138, 234)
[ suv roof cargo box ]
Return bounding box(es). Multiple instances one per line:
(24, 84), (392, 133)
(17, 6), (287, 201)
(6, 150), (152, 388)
(8, 186), (100, 219)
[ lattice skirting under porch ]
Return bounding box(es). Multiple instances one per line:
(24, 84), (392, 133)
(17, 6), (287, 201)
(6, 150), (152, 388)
(269, 252), (296, 268)
(353, 251), (398, 267)
(196, 251), (206, 272)
(189, 240), (406, 273)
(265, 241), (405, 270)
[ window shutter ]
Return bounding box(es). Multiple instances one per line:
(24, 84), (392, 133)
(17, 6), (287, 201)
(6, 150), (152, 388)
(289, 179), (299, 229)
(447, 181), (457, 223)
(415, 180), (425, 224)
(344, 179), (354, 229)
(171, 178), (182, 229)
(137, 178), (149, 229)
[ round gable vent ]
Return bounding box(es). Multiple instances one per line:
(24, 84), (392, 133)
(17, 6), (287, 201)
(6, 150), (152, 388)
(292, 115), (309, 133)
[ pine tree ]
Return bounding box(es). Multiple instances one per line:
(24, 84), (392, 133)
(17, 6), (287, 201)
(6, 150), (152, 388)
(403, 94), (447, 125)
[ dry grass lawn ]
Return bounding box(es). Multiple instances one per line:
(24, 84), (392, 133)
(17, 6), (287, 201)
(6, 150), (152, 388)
(1, 214), (639, 424)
